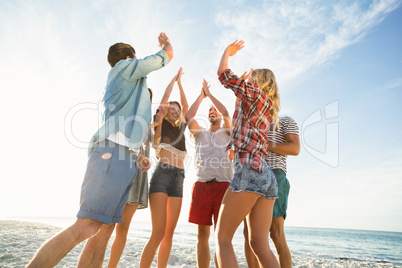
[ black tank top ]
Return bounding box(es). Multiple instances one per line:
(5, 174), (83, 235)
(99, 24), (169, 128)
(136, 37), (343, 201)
(154, 110), (187, 152)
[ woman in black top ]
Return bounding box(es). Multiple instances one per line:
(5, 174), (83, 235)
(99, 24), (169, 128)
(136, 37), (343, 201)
(140, 68), (189, 268)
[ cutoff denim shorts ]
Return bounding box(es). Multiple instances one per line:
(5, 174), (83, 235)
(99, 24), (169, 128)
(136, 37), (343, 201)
(77, 140), (138, 224)
(230, 159), (278, 199)
(149, 162), (185, 197)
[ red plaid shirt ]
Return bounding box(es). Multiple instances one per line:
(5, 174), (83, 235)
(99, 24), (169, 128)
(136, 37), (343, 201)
(219, 69), (272, 172)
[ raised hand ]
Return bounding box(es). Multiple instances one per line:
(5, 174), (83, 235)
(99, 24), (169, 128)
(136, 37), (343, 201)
(240, 68), (253, 80)
(218, 40), (245, 75)
(158, 32), (171, 48)
(225, 40), (245, 57)
(202, 79), (211, 97)
(174, 67), (184, 83)
(155, 105), (168, 124)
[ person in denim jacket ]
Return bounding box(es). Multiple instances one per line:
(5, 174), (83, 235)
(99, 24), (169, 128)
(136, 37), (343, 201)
(27, 33), (173, 268)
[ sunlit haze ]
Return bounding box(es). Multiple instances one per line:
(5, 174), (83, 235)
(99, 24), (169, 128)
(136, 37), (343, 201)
(1, 0), (401, 232)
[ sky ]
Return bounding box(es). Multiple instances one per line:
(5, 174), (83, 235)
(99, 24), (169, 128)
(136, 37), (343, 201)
(0, 0), (401, 233)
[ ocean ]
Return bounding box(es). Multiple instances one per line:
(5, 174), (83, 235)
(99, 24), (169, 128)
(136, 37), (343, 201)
(0, 218), (401, 267)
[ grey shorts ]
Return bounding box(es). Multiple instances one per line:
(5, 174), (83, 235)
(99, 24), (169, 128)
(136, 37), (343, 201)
(149, 162), (185, 197)
(230, 159), (278, 199)
(126, 167), (148, 209)
(77, 140), (138, 224)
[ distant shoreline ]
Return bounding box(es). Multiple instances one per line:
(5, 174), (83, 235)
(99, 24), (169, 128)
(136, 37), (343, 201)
(2, 216), (401, 234)
(1, 219), (401, 267)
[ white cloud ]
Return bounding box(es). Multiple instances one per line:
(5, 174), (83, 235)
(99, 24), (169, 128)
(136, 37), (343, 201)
(214, 0), (401, 84)
(386, 77), (402, 89)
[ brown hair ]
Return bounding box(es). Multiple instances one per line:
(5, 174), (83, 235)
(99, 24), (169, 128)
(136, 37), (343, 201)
(107, 42), (136, 67)
(148, 88), (153, 101)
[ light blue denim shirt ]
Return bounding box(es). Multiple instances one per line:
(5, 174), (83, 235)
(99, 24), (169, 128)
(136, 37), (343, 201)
(88, 50), (170, 155)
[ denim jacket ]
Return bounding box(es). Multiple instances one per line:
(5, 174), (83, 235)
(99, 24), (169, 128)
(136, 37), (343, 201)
(88, 50), (170, 155)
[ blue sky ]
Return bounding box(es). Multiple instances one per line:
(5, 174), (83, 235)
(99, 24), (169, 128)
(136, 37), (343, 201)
(0, 0), (401, 232)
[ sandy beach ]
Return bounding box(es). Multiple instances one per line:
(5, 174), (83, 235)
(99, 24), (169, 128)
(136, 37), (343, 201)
(1, 220), (401, 268)
(0, 220), (246, 268)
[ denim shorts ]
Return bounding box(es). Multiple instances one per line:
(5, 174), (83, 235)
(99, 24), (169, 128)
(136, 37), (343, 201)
(77, 140), (138, 224)
(230, 159), (278, 199)
(149, 162), (185, 197)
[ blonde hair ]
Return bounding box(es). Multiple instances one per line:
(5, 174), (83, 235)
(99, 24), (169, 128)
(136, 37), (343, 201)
(249, 69), (280, 127)
(165, 101), (183, 128)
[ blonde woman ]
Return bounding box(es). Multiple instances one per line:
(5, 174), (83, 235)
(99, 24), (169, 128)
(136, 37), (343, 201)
(140, 68), (188, 268)
(215, 40), (280, 268)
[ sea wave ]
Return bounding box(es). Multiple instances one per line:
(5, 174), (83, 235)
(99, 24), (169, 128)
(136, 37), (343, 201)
(1, 220), (401, 268)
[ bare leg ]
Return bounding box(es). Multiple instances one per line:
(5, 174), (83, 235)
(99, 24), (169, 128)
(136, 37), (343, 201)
(77, 223), (116, 268)
(107, 203), (139, 268)
(270, 216), (292, 268)
(26, 218), (102, 268)
(215, 189), (260, 268)
(140, 193), (168, 268)
(243, 220), (259, 268)
(212, 224), (219, 268)
(247, 198), (279, 268)
(157, 196), (182, 268)
(197, 225), (211, 268)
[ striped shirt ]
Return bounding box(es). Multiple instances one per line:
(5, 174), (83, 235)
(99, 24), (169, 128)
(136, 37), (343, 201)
(219, 69), (272, 172)
(266, 116), (299, 174)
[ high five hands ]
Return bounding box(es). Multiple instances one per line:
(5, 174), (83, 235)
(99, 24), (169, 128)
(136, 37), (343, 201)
(201, 79), (211, 98)
(174, 67), (184, 83)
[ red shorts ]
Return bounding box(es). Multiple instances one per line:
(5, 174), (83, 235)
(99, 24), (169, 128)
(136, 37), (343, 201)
(188, 180), (230, 226)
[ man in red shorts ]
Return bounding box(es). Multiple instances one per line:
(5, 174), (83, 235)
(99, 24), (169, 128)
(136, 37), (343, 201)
(185, 79), (233, 268)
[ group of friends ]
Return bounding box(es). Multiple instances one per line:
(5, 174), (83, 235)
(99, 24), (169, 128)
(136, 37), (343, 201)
(26, 33), (300, 268)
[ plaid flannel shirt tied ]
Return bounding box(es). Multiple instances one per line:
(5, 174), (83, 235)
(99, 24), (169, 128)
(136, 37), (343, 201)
(219, 69), (272, 172)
